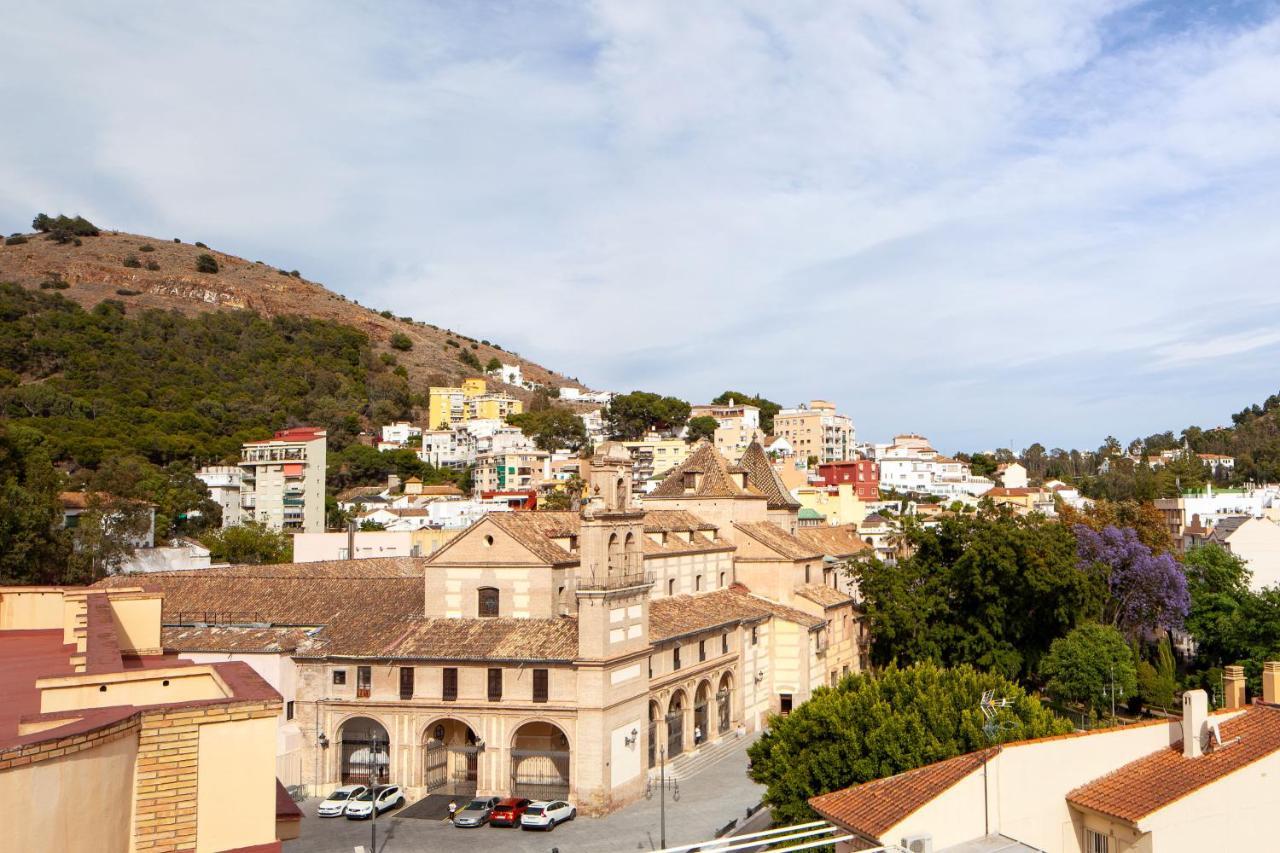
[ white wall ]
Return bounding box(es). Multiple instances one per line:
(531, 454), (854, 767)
(292, 530), (415, 562)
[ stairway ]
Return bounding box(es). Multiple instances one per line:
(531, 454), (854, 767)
(653, 734), (744, 783)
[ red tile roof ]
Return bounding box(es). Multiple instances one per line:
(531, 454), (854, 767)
(733, 521), (822, 561)
(809, 748), (999, 841)
(1067, 704), (1280, 823)
(648, 441), (763, 500)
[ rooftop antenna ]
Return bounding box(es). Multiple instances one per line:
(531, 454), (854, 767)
(978, 690), (1015, 837)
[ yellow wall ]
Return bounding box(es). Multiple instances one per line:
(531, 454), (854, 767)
(39, 669), (225, 713)
(0, 730), (137, 853)
(196, 716), (278, 853)
(108, 597), (162, 653)
(794, 484), (867, 526)
(462, 378), (487, 396)
(0, 589), (65, 629)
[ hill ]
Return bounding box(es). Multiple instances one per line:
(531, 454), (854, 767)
(0, 225), (579, 397)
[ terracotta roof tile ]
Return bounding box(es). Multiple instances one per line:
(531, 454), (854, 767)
(648, 590), (772, 642)
(648, 441), (764, 500)
(382, 617), (579, 662)
(794, 584), (855, 608)
(162, 625), (315, 654)
(1067, 704), (1280, 823)
(796, 524), (871, 559)
(739, 442), (801, 509)
(733, 521), (822, 561)
(809, 748), (999, 841)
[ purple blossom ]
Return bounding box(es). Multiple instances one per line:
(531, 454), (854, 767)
(1073, 524), (1189, 635)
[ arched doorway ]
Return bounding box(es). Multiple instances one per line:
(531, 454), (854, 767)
(339, 716), (389, 786)
(422, 718), (479, 797)
(694, 681), (712, 746)
(667, 690), (686, 758)
(717, 672), (733, 735)
(511, 721), (571, 801)
(648, 700), (661, 769)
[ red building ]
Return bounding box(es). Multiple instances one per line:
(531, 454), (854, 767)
(816, 458), (879, 500)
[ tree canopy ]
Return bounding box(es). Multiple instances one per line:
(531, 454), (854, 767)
(850, 508), (1095, 680)
(1073, 524), (1188, 636)
(0, 422), (69, 584)
(507, 407), (588, 451)
(684, 415), (718, 444)
(1040, 623), (1137, 719)
(747, 661), (1071, 824)
(603, 391), (690, 440)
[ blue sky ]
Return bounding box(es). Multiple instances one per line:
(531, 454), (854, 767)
(2, 1), (1279, 452)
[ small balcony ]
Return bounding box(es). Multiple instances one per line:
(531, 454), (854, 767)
(576, 571), (655, 592)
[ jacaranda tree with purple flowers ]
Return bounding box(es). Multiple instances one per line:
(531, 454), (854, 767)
(1073, 524), (1190, 637)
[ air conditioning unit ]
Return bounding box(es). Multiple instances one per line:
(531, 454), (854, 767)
(902, 834), (933, 853)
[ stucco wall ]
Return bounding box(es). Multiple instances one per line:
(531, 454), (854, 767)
(107, 596), (162, 653)
(40, 669), (225, 713)
(1141, 747), (1280, 851)
(1228, 519), (1280, 591)
(196, 715), (278, 853)
(0, 589), (65, 629)
(0, 727), (137, 853)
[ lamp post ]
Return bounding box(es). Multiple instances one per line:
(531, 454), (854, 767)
(369, 732), (384, 853)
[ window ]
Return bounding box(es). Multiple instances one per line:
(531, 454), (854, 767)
(442, 667), (458, 701)
(673, 646), (682, 670)
(478, 586), (499, 617)
(751, 627), (758, 646)
(356, 666), (371, 698)
(719, 571), (725, 587)
(722, 633), (728, 655)
(487, 668), (503, 702)
(667, 578), (676, 596)
(285, 700), (295, 720)
(695, 575), (702, 591)
(1085, 830), (1111, 853)
(804, 564), (811, 583)
(699, 639), (706, 662)
(399, 667), (415, 700)
(533, 668), (549, 703)
(780, 693), (793, 714)
(648, 656), (653, 679)
(332, 669), (347, 686)
(831, 670), (838, 687)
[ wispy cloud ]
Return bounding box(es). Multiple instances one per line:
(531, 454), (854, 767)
(2, 1), (1279, 450)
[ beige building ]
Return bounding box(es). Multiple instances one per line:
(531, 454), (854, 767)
(239, 426), (327, 533)
(773, 400), (855, 464)
(690, 401), (765, 461)
(1204, 515), (1280, 590)
(0, 585), (293, 853)
(113, 441), (866, 816)
(473, 448), (552, 492)
(621, 436), (693, 486)
(811, 670), (1280, 853)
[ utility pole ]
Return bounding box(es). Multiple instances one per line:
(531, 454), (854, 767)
(370, 732), (383, 853)
(659, 744), (666, 849)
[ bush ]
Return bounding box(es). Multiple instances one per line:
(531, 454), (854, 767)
(277, 269), (290, 276)
(194, 241), (208, 249)
(379, 310), (394, 319)
(138, 244), (155, 252)
(470, 342), (479, 349)
(32, 213), (99, 237)
(458, 349), (482, 370)
(172, 238), (181, 243)
(122, 254), (142, 268)
(485, 357), (502, 372)
(145, 260), (160, 271)
(445, 338), (460, 348)
(116, 289), (141, 296)
(195, 254), (219, 274)
(389, 332), (413, 351)
(4, 235), (28, 246)
(289, 270), (301, 278)
(379, 353), (397, 366)
(39, 279), (70, 290)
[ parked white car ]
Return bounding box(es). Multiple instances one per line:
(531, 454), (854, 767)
(344, 785), (405, 820)
(519, 800), (576, 831)
(316, 785), (366, 818)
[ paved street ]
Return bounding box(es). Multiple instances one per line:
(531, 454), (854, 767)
(285, 734), (764, 852)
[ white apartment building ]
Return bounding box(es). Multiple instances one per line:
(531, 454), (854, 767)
(418, 429), (476, 470)
(195, 465), (243, 528)
(238, 427), (327, 533)
(876, 434), (993, 498)
(690, 401), (765, 461)
(774, 401), (855, 464)
(378, 421), (422, 450)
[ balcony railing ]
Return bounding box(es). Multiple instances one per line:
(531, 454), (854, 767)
(575, 571), (654, 592)
(356, 686), (371, 699)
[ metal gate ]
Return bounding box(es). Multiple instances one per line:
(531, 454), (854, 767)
(648, 720), (658, 768)
(694, 702), (709, 745)
(718, 693), (731, 734)
(423, 743), (477, 796)
(341, 738), (389, 786)
(666, 711), (684, 758)
(511, 749), (570, 801)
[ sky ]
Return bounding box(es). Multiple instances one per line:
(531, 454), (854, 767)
(2, 1), (1280, 452)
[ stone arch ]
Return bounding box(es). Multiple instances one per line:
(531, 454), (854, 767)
(624, 530), (642, 574)
(666, 689), (687, 758)
(511, 720), (571, 801)
(420, 717), (479, 796)
(338, 715), (390, 786)
(716, 671), (735, 735)
(608, 532), (622, 575)
(648, 700), (662, 768)
(694, 679), (713, 745)
(616, 476), (627, 509)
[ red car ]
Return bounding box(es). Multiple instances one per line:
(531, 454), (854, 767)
(489, 797), (532, 827)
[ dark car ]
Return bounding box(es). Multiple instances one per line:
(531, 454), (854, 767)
(453, 796), (501, 828)
(489, 797), (531, 827)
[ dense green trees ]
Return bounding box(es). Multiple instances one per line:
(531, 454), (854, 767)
(850, 508), (1095, 680)
(603, 391), (690, 440)
(1040, 624), (1136, 719)
(0, 423), (69, 584)
(202, 522), (291, 564)
(684, 415), (718, 444)
(327, 444), (462, 493)
(507, 408), (588, 451)
(747, 662), (1072, 824)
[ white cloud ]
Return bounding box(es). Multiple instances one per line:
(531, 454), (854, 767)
(2, 1), (1279, 449)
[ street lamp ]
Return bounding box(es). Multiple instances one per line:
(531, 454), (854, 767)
(369, 732), (385, 853)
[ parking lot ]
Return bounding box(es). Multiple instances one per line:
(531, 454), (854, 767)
(284, 734), (764, 852)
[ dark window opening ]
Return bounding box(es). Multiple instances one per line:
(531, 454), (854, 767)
(478, 586), (499, 617)
(356, 666), (371, 698)
(699, 639), (706, 662)
(399, 667), (415, 700)
(333, 669), (347, 686)
(443, 667), (458, 701)
(286, 700), (295, 720)
(488, 668), (503, 702)
(780, 693), (793, 715)
(673, 646), (681, 670)
(533, 668), (549, 703)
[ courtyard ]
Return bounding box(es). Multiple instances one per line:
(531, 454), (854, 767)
(284, 734), (764, 852)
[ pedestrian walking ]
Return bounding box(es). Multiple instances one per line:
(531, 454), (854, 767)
(447, 799), (457, 823)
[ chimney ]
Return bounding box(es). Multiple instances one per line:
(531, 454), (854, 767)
(1264, 661), (1280, 705)
(1224, 665), (1246, 710)
(1183, 689), (1208, 758)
